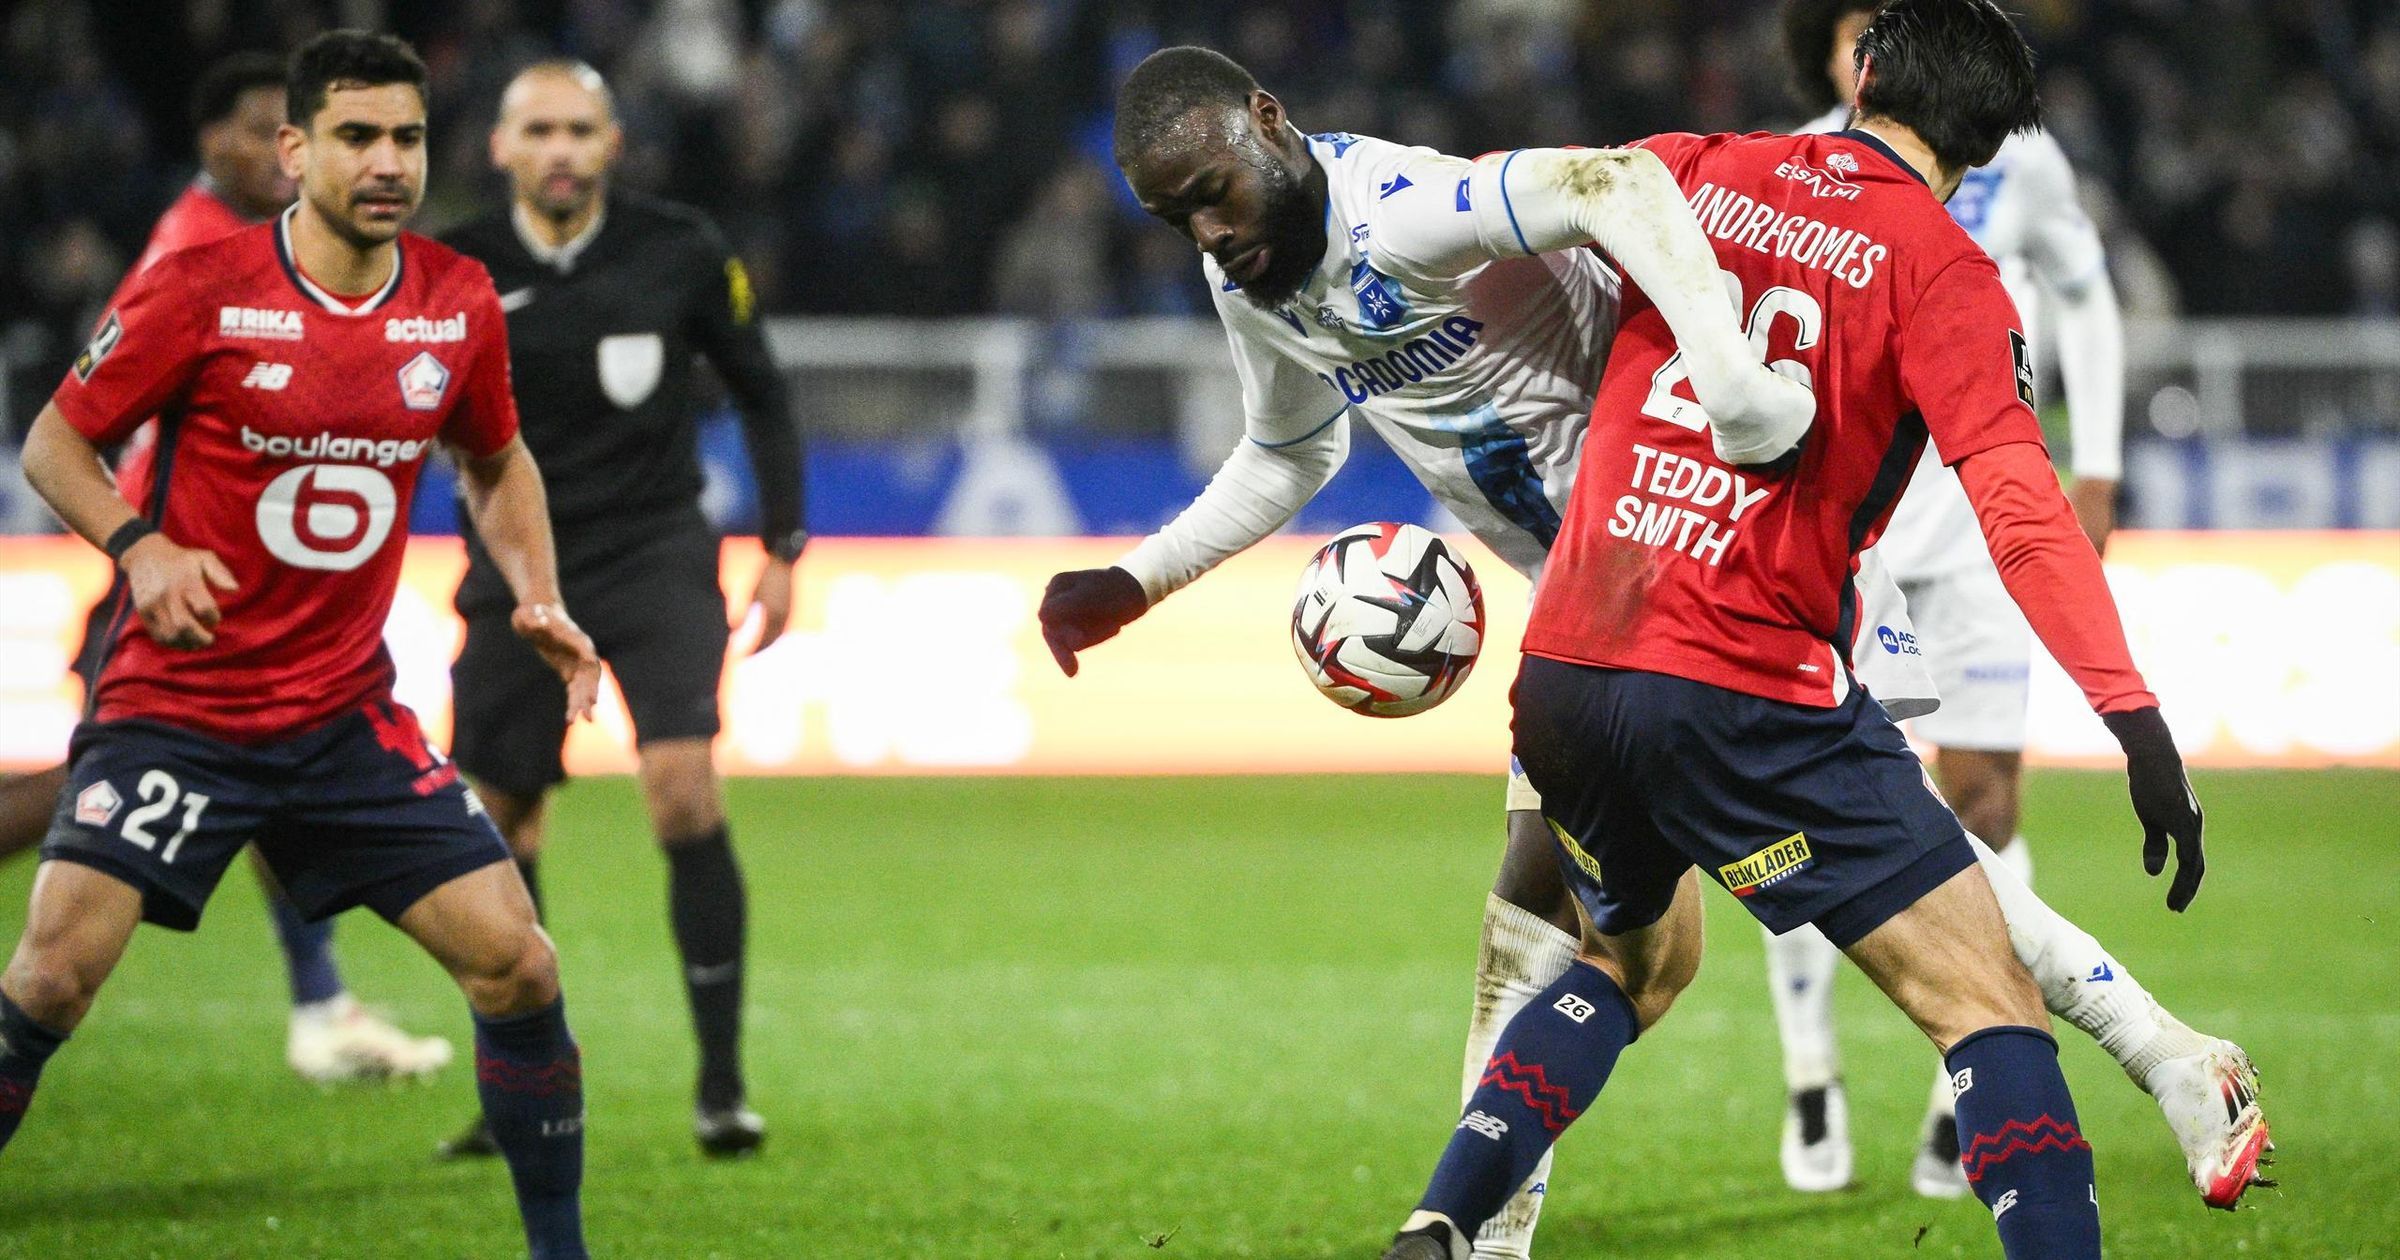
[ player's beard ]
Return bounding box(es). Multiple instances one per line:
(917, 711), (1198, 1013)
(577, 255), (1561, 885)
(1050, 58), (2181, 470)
(310, 182), (413, 248)
(1229, 138), (1327, 311)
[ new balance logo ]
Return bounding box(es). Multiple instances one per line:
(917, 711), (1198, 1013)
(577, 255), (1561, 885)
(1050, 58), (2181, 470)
(1951, 1068), (1974, 1097)
(1992, 1188), (2018, 1219)
(1553, 993), (1598, 1024)
(1458, 1110), (1509, 1141)
(241, 362), (294, 390)
(218, 306), (304, 340)
(2087, 962), (2115, 983)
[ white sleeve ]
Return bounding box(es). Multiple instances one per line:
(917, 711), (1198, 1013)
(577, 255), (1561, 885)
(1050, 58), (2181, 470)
(2019, 134), (2125, 480)
(1115, 298), (1352, 603)
(1377, 146), (1810, 467)
(1114, 421), (1350, 604)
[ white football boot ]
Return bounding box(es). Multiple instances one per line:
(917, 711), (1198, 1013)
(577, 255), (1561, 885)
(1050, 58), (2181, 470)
(2145, 1037), (2274, 1209)
(288, 994), (455, 1084)
(1910, 1067), (1971, 1199)
(1781, 1082), (1856, 1192)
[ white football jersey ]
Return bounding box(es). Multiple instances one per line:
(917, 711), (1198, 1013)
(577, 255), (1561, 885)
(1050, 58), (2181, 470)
(1800, 111), (2113, 579)
(1175, 130), (1933, 714)
(1207, 132), (1617, 581)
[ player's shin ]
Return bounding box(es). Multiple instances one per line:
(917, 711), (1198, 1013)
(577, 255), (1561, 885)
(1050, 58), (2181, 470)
(1458, 894), (1577, 1259)
(1969, 833), (2205, 1084)
(1945, 1026), (2101, 1259)
(1412, 960), (1635, 1240)
(267, 889), (345, 1008)
(666, 824), (747, 1111)
(475, 998), (587, 1260)
(0, 993), (67, 1151)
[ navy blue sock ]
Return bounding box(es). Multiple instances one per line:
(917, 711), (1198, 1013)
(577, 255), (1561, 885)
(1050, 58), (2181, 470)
(267, 890), (344, 1007)
(0, 994), (67, 1153)
(1417, 960), (1636, 1236)
(475, 999), (587, 1260)
(1946, 1026), (2100, 1260)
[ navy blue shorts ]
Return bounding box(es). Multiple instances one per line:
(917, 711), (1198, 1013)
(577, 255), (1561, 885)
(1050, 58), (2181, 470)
(40, 703), (510, 932)
(1510, 656), (1974, 948)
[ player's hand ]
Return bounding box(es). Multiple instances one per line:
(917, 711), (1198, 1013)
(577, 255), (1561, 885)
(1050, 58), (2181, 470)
(121, 533), (237, 650)
(511, 601), (602, 722)
(2102, 706), (2204, 911)
(2067, 477), (2119, 555)
(1038, 567), (1149, 677)
(739, 558), (796, 656)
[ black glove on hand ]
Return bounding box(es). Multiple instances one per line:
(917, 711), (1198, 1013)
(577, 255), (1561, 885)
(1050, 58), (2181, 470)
(1038, 567), (1149, 677)
(2102, 706), (2205, 911)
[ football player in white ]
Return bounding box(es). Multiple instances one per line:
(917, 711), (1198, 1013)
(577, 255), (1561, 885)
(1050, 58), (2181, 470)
(1756, 0), (2269, 1211)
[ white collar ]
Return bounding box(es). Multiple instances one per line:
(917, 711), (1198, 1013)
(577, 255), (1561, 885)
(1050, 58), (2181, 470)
(275, 204), (404, 315)
(513, 200), (607, 273)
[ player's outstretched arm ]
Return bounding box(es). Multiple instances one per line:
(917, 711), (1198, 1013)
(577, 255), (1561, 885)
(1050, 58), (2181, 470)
(1956, 441), (2203, 910)
(1374, 146), (1811, 465)
(2021, 134), (2127, 554)
(453, 434), (601, 719)
(1039, 418), (1349, 677)
(21, 403), (234, 649)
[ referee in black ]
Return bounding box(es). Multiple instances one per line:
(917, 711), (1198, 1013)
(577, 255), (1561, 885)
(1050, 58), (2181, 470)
(438, 61), (804, 1158)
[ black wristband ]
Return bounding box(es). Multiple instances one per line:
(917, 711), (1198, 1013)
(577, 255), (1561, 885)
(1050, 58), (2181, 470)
(103, 518), (157, 565)
(767, 528), (809, 564)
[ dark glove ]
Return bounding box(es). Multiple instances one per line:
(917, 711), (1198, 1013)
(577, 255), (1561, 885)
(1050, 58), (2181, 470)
(1038, 567), (1149, 677)
(2102, 706), (2204, 911)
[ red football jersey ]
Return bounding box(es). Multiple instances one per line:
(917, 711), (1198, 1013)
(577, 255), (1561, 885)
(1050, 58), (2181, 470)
(55, 208), (518, 742)
(113, 180), (270, 507)
(1526, 130), (2059, 708)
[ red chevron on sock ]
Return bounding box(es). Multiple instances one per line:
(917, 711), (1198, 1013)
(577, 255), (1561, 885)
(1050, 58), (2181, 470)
(0, 1078), (28, 1116)
(477, 1052), (584, 1098)
(1959, 1114), (2091, 1183)
(1480, 1051), (1584, 1135)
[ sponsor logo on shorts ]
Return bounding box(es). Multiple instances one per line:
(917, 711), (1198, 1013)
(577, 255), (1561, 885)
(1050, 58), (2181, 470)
(1951, 1067), (1974, 1096)
(1458, 1110), (1509, 1141)
(1718, 832), (1813, 897)
(219, 306), (304, 340)
(74, 313), (123, 381)
(74, 780), (122, 827)
(1553, 994), (1597, 1024)
(1545, 816), (1603, 884)
(1876, 624), (1921, 656)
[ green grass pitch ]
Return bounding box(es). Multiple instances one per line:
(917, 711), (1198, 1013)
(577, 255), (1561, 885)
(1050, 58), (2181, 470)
(0, 769), (2391, 1258)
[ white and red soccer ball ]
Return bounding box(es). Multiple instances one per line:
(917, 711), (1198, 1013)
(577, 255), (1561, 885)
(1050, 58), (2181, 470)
(1290, 522), (1485, 718)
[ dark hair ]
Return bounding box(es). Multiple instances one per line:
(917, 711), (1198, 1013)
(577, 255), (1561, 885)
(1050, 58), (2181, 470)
(1782, 0), (1885, 111)
(287, 30), (428, 129)
(1113, 46), (1259, 167)
(1853, 0), (2041, 171)
(191, 51), (287, 130)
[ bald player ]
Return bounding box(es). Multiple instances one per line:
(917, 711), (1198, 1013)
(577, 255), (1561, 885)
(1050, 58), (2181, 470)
(436, 61), (805, 1159)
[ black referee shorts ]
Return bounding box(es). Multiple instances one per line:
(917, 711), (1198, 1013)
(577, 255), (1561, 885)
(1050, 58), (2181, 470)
(450, 523), (728, 800)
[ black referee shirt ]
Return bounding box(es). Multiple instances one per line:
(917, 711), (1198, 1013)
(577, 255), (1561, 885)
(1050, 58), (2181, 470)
(443, 191), (803, 572)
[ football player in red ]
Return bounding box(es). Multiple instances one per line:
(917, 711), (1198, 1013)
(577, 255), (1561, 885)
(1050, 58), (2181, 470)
(1385, 4), (2208, 1258)
(0, 49), (453, 1087)
(1, 33), (598, 1260)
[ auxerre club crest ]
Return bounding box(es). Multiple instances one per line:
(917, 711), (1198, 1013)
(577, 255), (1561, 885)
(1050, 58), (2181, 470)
(396, 350), (451, 411)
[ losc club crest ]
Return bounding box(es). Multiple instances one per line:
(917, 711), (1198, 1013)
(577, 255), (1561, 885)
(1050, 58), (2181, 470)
(396, 350), (451, 411)
(74, 780), (121, 827)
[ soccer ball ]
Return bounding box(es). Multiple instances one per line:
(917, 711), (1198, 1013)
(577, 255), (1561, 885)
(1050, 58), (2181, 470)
(1290, 522), (1485, 718)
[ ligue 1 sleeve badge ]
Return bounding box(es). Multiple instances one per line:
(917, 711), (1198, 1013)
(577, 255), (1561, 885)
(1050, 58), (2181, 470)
(397, 350), (451, 411)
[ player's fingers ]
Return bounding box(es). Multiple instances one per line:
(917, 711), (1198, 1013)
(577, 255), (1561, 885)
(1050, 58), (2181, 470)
(199, 551), (239, 591)
(752, 604), (786, 655)
(2141, 818), (2167, 877)
(1042, 625), (1079, 678)
(2167, 825), (2205, 912)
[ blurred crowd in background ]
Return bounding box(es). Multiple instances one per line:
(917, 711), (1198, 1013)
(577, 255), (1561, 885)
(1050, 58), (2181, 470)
(3, 0), (2398, 437)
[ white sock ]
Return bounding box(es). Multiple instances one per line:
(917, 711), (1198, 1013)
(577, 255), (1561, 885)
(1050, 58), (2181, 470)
(1763, 921), (1842, 1091)
(1461, 894), (1577, 1260)
(1969, 832), (2211, 1087)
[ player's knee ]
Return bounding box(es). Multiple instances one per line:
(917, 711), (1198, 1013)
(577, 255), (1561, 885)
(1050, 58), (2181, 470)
(648, 784), (724, 847)
(458, 925), (560, 1016)
(3, 941), (109, 1029)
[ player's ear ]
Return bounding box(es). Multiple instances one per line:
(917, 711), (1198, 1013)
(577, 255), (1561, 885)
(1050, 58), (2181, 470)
(1852, 54), (1873, 110)
(276, 123), (306, 182)
(1250, 90), (1286, 144)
